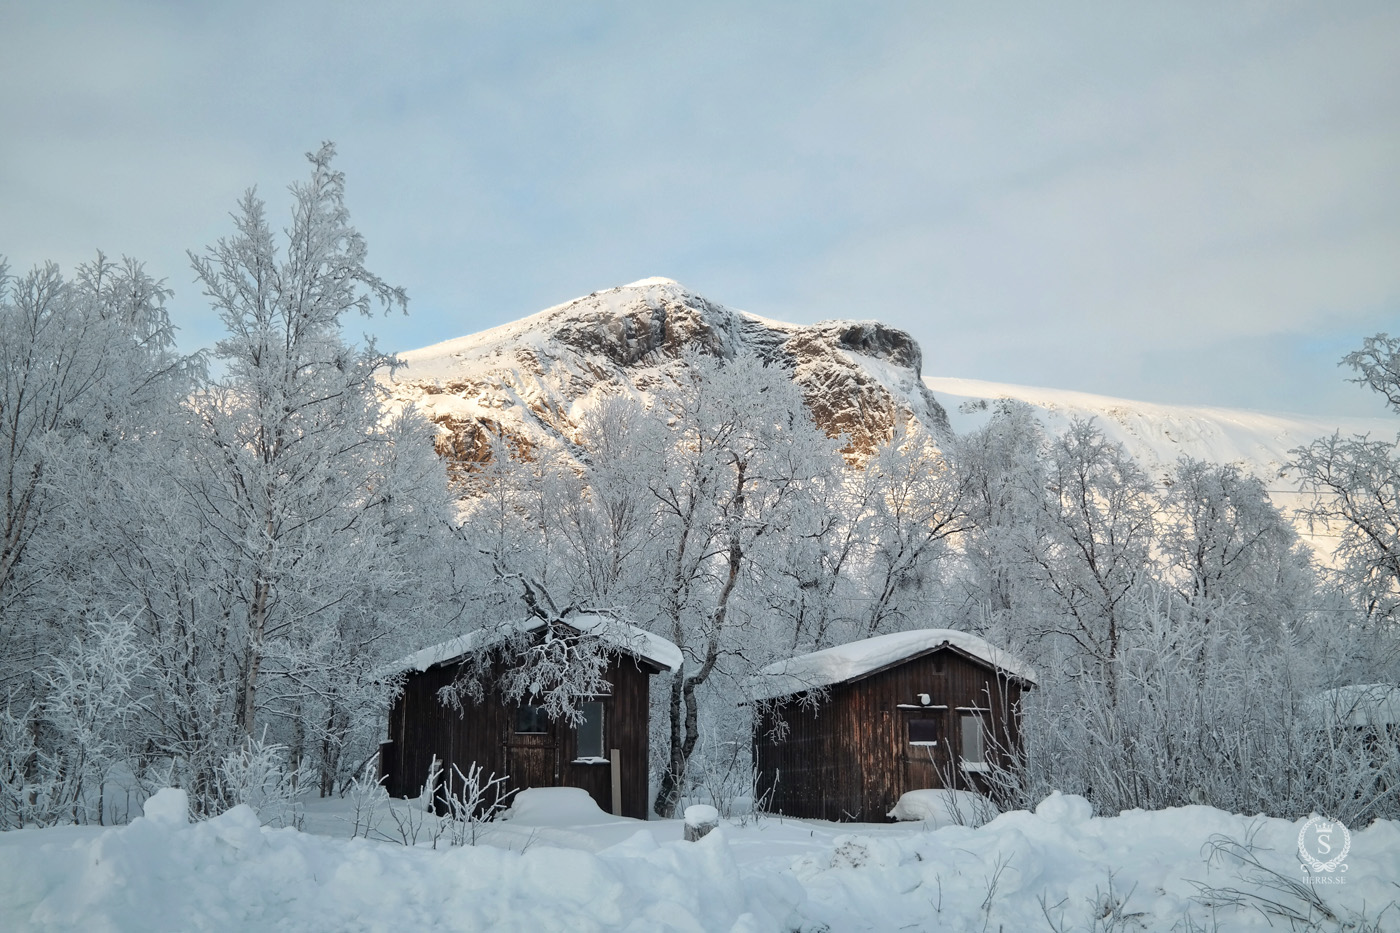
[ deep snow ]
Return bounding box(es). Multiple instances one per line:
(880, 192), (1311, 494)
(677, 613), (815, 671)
(3, 787), (1397, 931)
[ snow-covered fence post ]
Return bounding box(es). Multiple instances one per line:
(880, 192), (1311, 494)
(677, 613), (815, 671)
(683, 803), (719, 841)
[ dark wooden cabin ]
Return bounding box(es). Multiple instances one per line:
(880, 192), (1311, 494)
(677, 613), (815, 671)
(751, 629), (1036, 822)
(379, 614), (680, 820)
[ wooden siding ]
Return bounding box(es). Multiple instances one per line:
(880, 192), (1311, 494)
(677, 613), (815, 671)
(755, 646), (1027, 821)
(381, 651), (656, 819)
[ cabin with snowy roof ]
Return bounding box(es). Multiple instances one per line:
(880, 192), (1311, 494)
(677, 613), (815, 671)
(379, 613), (681, 820)
(750, 629), (1036, 821)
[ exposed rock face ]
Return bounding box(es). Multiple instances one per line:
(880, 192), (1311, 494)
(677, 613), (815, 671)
(385, 278), (948, 476)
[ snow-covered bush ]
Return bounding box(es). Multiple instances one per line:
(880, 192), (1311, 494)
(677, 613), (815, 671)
(988, 587), (1400, 823)
(436, 762), (514, 846)
(0, 611), (152, 829)
(214, 731), (315, 828)
(341, 759), (389, 841)
(0, 703), (60, 830)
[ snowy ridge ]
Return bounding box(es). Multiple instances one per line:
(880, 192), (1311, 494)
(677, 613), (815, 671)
(929, 376), (1397, 559)
(751, 628), (1038, 701)
(929, 375), (1394, 482)
(384, 612), (682, 675)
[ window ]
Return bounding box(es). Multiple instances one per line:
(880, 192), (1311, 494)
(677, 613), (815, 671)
(515, 703), (549, 734)
(960, 712), (986, 767)
(908, 717), (939, 746)
(576, 701), (605, 759)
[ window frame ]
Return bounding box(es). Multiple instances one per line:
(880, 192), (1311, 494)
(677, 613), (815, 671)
(574, 700), (605, 760)
(907, 716), (940, 747)
(959, 711), (987, 770)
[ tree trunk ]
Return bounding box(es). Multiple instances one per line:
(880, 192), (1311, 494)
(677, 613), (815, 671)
(653, 671), (687, 818)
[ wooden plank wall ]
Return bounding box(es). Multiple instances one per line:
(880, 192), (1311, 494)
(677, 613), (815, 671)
(755, 646), (1027, 821)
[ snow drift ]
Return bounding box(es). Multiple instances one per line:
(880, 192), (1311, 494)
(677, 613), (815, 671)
(3, 788), (1397, 931)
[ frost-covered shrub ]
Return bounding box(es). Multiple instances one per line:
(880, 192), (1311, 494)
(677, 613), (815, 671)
(214, 732), (315, 827)
(0, 702), (61, 829)
(989, 588), (1400, 823)
(436, 762), (514, 846)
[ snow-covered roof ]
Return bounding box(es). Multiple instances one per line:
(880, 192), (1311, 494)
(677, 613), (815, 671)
(750, 629), (1037, 701)
(384, 613), (682, 676)
(1315, 684), (1400, 728)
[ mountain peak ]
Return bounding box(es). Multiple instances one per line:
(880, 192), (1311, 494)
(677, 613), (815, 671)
(620, 276), (681, 288)
(386, 284), (950, 474)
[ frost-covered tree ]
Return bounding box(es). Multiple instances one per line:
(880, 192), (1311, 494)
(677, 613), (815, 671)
(640, 351), (840, 817)
(1159, 457), (1315, 640)
(1292, 334), (1400, 628)
(557, 394), (657, 604)
(162, 143), (455, 801)
(0, 253), (195, 824)
(851, 424), (970, 637)
(0, 256), (187, 685)
(1030, 418), (1157, 671)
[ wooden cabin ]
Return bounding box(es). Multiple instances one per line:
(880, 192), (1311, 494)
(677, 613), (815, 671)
(379, 614), (680, 820)
(751, 629), (1036, 822)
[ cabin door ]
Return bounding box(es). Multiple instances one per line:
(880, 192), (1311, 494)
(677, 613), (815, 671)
(900, 709), (950, 791)
(506, 702), (558, 792)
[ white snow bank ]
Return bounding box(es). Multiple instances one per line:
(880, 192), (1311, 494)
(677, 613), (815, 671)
(0, 794), (797, 932)
(751, 628), (1037, 700)
(622, 276), (681, 288)
(887, 789), (999, 827)
(383, 612), (683, 677)
(792, 797), (1400, 932)
(5, 794), (1399, 931)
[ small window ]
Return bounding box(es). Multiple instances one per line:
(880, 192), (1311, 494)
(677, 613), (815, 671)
(908, 718), (939, 746)
(576, 701), (604, 759)
(960, 712), (986, 765)
(515, 703), (549, 734)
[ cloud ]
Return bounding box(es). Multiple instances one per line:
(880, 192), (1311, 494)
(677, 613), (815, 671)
(2, 1), (1396, 416)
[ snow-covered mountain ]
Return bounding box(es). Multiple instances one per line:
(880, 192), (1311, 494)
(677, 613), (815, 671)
(387, 278), (1394, 557)
(385, 277), (949, 464)
(931, 376), (1393, 481)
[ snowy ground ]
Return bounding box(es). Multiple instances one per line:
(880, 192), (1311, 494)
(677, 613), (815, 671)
(3, 787), (1398, 932)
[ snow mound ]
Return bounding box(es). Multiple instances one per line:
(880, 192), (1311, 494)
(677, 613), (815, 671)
(887, 789), (999, 827)
(1034, 791), (1094, 825)
(504, 787), (610, 826)
(684, 805), (720, 827)
(751, 628), (1037, 700)
(0, 793), (797, 932)
(140, 787), (188, 826)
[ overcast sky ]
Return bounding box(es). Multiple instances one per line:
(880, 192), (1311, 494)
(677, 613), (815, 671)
(3, 2), (1397, 417)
